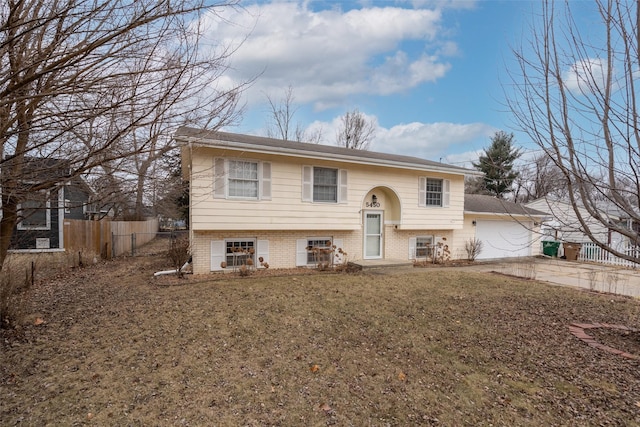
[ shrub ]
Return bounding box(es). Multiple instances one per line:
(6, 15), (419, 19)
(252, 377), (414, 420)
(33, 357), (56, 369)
(167, 236), (190, 278)
(464, 238), (483, 261)
(0, 260), (35, 329)
(306, 242), (349, 271)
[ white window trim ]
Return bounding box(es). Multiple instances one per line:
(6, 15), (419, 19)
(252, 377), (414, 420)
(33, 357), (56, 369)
(304, 236), (333, 266)
(211, 238), (269, 271)
(296, 236), (344, 267)
(302, 166), (347, 204)
(418, 177), (450, 208)
(213, 158), (271, 201)
(409, 235), (436, 260)
(17, 190), (51, 230)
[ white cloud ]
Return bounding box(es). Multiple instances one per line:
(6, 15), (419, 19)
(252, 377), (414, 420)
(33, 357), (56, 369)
(200, 2), (455, 110)
(371, 121), (495, 159)
(303, 114), (494, 161)
(441, 150), (483, 168)
(562, 58), (608, 95)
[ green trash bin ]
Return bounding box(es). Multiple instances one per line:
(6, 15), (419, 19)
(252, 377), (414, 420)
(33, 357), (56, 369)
(542, 241), (560, 257)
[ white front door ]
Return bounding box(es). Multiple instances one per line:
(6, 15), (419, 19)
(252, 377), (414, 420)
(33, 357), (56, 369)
(364, 211), (383, 259)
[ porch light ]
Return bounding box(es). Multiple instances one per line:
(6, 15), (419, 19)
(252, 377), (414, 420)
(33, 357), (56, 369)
(372, 194), (377, 204)
(472, 220), (477, 226)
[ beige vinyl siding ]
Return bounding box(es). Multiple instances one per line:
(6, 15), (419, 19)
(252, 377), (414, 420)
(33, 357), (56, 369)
(452, 216), (481, 260)
(526, 198), (609, 244)
(191, 155), (360, 230)
(189, 146), (465, 232)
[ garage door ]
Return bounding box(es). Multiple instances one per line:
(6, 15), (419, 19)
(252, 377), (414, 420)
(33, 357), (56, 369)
(475, 220), (533, 260)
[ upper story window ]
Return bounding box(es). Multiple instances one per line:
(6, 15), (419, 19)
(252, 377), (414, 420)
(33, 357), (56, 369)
(18, 190), (51, 230)
(313, 167), (337, 202)
(213, 158), (271, 201)
(425, 178), (443, 206)
(419, 177), (450, 208)
(228, 160), (258, 198)
(302, 166), (347, 203)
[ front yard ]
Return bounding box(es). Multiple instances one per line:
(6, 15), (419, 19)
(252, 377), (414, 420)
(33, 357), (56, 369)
(2, 249), (640, 426)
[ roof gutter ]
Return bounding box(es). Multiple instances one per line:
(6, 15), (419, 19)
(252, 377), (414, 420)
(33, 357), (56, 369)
(464, 210), (548, 219)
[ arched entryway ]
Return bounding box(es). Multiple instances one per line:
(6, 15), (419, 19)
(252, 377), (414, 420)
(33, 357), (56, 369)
(362, 187), (401, 259)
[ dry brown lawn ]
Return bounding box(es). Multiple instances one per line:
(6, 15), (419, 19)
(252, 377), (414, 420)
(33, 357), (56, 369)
(2, 245), (640, 426)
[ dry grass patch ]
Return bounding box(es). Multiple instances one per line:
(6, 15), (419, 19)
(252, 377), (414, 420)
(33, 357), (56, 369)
(2, 253), (640, 426)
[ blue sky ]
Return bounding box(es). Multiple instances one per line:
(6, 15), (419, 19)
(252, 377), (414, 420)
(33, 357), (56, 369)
(202, 0), (543, 166)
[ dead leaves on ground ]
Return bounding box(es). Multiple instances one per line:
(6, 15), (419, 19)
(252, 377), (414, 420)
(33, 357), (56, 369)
(319, 402), (333, 413)
(308, 362), (408, 418)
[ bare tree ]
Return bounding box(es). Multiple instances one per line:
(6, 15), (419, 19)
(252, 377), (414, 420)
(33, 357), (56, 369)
(335, 109), (376, 150)
(0, 0), (243, 271)
(508, 0), (640, 261)
(99, 54), (242, 220)
(513, 153), (568, 203)
(265, 86), (322, 143)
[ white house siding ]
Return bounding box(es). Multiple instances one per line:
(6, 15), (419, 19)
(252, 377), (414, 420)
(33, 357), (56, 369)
(525, 198), (610, 244)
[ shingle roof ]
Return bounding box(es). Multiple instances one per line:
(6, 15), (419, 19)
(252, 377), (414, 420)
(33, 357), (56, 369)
(465, 194), (548, 217)
(175, 127), (480, 176)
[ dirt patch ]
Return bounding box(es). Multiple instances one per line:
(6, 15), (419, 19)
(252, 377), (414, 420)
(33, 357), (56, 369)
(2, 245), (640, 426)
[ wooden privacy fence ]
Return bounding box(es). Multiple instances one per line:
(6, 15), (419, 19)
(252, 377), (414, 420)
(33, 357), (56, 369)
(110, 218), (159, 257)
(63, 218), (159, 258)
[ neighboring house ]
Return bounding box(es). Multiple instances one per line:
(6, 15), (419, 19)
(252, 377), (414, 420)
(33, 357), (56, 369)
(177, 127), (544, 274)
(524, 197), (638, 250)
(3, 157), (98, 251)
(458, 195), (547, 260)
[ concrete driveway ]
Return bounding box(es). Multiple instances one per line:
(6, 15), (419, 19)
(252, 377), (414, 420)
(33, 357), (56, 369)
(356, 257), (640, 298)
(470, 257), (640, 298)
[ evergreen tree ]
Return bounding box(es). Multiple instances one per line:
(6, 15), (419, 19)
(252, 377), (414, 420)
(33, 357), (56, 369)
(472, 131), (522, 198)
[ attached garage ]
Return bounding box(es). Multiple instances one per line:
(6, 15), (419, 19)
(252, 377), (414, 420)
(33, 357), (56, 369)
(462, 195), (548, 261)
(475, 219), (533, 260)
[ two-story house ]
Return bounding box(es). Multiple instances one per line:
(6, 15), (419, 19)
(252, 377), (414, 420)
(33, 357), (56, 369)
(178, 127), (526, 274)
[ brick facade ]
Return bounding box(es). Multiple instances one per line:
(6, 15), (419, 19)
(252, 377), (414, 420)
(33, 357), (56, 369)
(191, 228), (455, 274)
